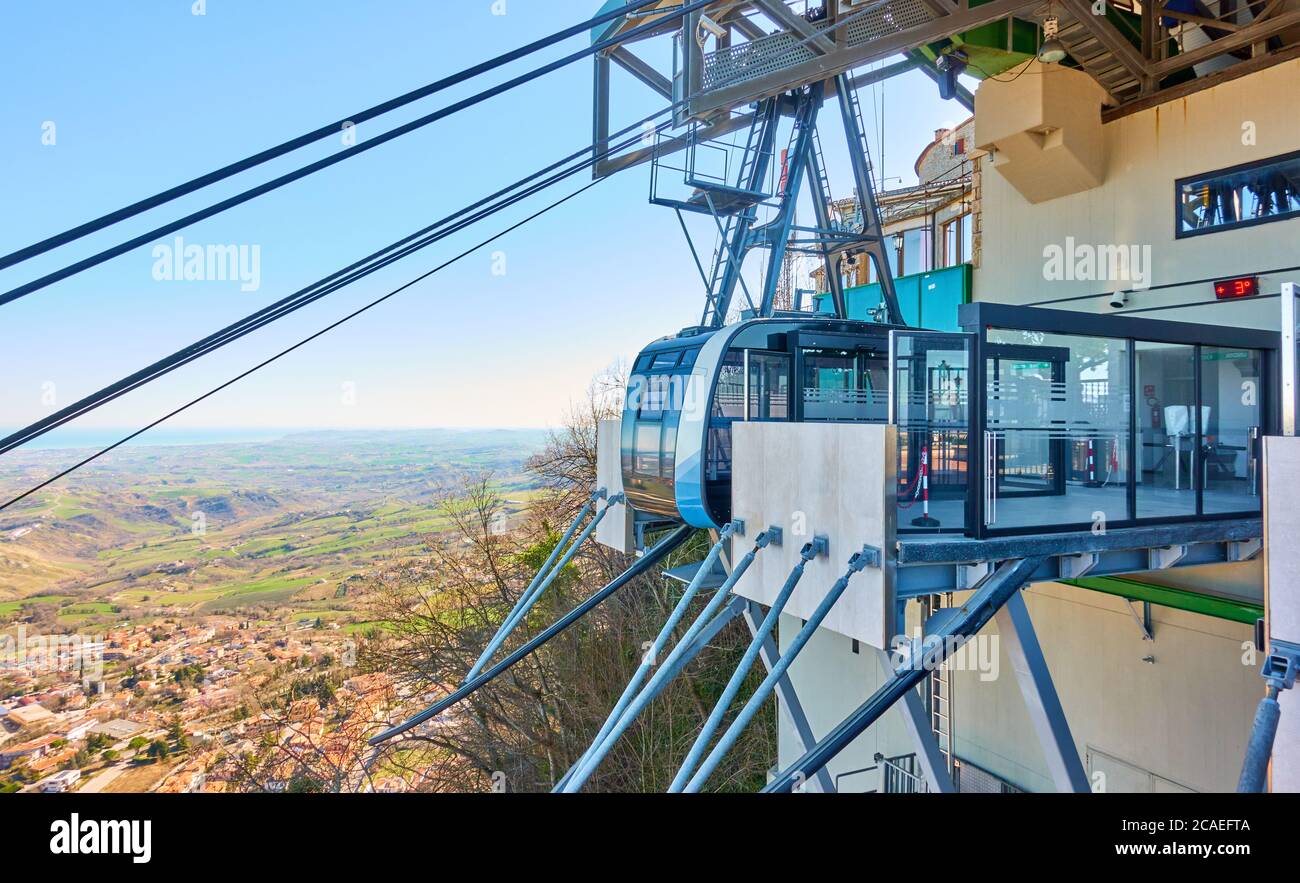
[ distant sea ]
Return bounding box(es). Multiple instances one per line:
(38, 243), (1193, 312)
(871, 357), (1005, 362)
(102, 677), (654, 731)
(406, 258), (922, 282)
(0, 427), (549, 452)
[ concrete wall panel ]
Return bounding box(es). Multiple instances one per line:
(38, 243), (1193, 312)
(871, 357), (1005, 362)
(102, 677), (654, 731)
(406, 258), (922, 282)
(731, 422), (896, 649)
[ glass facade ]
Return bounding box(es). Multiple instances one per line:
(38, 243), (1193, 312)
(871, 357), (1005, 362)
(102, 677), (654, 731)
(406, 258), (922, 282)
(1135, 341), (1197, 519)
(964, 317), (1267, 535)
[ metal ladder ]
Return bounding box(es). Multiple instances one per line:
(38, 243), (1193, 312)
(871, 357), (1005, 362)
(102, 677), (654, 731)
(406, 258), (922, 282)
(928, 594), (955, 777)
(842, 76), (877, 196)
(733, 100), (778, 199)
(809, 128), (835, 225)
(699, 98), (781, 328)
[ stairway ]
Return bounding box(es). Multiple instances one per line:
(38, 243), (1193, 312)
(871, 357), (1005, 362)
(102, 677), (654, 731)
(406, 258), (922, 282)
(1055, 11), (1144, 103)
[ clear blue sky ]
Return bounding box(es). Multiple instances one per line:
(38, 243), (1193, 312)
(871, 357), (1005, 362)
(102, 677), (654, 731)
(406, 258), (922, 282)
(0, 0), (968, 442)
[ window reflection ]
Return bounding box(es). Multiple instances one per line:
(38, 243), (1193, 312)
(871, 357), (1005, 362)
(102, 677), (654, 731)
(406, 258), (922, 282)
(1177, 151), (1300, 236)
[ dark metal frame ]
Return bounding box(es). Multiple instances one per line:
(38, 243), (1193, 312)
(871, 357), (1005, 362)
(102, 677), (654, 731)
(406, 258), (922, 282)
(592, 1), (1300, 162)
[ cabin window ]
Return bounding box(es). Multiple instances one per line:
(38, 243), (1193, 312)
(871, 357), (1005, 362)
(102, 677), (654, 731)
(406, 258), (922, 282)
(1176, 149), (1300, 238)
(712, 352), (745, 420)
(747, 352), (790, 420)
(802, 347), (888, 421)
(634, 422), (661, 476)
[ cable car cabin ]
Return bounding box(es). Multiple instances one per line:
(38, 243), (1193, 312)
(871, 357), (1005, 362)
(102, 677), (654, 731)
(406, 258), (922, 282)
(622, 317), (908, 530)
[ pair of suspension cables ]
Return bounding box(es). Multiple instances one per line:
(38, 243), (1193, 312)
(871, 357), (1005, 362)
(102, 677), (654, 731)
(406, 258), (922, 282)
(1, 0), (884, 509)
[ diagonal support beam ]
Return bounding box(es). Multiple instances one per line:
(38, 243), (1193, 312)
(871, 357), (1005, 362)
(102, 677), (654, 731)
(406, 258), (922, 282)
(1149, 7), (1300, 76)
(805, 143), (848, 320)
(885, 650), (957, 793)
(763, 557), (1043, 792)
(755, 85), (823, 317)
(370, 524), (692, 744)
(610, 46), (673, 99)
(993, 591), (1091, 792)
(727, 9), (769, 42)
(835, 71), (903, 324)
(743, 601), (837, 794)
(853, 56), (922, 89)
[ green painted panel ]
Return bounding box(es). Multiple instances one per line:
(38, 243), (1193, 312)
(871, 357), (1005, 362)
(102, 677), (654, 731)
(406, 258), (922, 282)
(1059, 575), (1264, 625)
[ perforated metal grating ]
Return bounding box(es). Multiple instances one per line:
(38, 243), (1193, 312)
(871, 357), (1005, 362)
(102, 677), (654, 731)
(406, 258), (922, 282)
(845, 0), (936, 44)
(701, 31), (819, 91)
(700, 2), (938, 92)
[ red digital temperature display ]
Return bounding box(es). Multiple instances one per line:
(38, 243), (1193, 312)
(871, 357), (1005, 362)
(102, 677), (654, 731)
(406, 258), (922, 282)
(1214, 275), (1259, 299)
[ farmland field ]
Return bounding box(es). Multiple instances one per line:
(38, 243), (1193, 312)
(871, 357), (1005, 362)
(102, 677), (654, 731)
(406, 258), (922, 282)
(0, 429), (549, 631)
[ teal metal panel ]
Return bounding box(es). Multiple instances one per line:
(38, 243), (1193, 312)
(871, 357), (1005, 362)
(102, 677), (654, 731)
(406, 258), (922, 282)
(815, 263), (971, 331)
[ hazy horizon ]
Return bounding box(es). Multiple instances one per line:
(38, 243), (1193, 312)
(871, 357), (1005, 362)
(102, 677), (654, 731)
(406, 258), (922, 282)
(0, 425), (554, 452)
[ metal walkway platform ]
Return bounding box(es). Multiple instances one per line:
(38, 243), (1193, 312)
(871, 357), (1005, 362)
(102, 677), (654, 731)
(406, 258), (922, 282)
(895, 517), (1262, 598)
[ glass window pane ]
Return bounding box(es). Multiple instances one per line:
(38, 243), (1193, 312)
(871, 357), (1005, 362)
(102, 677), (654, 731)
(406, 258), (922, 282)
(634, 422), (661, 476)
(801, 347), (886, 421)
(640, 373), (674, 417)
(902, 228), (931, 276)
(984, 330), (1130, 531)
(1135, 342), (1197, 519)
(712, 353), (744, 420)
(747, 352), (790, 420)
(894, 332), (972, 533)
(1201, 347), (1262, 513)
(1177, 151), (1300, 236)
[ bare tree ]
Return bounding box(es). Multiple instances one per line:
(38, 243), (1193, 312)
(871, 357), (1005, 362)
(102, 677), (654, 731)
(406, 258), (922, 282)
(354, 366), (776, 792)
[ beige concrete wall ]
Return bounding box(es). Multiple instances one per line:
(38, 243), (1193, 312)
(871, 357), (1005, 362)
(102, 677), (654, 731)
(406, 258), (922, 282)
(974, 62), (1108, 204)
(974, 57), (1300, 326)
(951, 581), (1258, 793)
(780, 580), (1261, 792)
(775, 612), (916, 792)
(730, 422), (896, 649)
